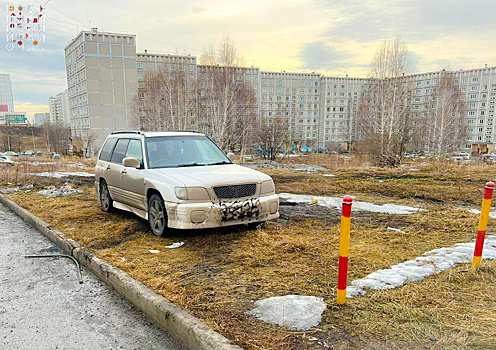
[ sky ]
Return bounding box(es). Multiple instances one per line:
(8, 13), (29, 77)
(1, 0), (496, 118)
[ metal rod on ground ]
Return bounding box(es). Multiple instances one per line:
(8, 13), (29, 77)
(472, 181), (495, 268)
(337, 195), (353, 305)
(24, 254), (83, 284)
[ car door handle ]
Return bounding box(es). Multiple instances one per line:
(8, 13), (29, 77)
(121, 169), (127, 174)
(107, 165), (111, 170)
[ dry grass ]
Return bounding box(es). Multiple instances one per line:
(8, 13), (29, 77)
(0, 155), (95, 187)
(5, 159), (496, 350)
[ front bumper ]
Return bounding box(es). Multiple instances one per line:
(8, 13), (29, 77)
(165, 194), (280, 229)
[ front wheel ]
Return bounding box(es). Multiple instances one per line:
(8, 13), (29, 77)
(148, 194), (168, 237)
(100, 181), (114, 212)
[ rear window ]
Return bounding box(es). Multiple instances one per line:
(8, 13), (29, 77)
(110, 139), (130, 164)
(99, 138), (117, 161)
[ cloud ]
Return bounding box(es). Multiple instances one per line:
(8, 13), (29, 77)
(192, 5), (206, 13)
(320, 0), (496, 43)
(300, 41), (356, 70)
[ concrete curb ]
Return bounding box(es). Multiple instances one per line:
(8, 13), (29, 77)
(0, 194), (242, 350)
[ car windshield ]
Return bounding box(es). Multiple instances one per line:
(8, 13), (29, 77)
(145, 135), (232, 169)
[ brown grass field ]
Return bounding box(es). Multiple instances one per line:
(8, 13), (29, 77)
(2, 155), (496, 349)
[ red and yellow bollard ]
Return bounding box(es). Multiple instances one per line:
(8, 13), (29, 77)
(472, 181), (495, 268)
(337, 195), (353, 305)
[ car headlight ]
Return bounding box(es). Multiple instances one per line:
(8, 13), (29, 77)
(260, 179), (275, 196)
(174, 187), (210, 200)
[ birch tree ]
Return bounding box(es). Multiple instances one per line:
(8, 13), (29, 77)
(358, 38), (414, 167)
(137, 67), (197, 132)
(198, 36), (257, 151)
(425, 74), (466, 158)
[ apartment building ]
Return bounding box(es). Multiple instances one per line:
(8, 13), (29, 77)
(259, 71), (321, 146)
(48, 90), (70, 125)
(34, 112), (50, 125)
(405, 67), (496, 153)
(64, 29), (138, 152)
(0, 74), (14, 112)
(65, 29), (496, 154)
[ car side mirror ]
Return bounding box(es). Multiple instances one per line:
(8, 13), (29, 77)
(227, 152), (235, 162)
(122, 157), (141, 169)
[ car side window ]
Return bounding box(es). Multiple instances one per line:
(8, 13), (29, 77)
(99, 138), (117, 161)
(125, 139), (143, 166)
(110, 138), (129, 164)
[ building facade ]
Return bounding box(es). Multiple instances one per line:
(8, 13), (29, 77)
(65, 29), (496, 154)
(0, 74), (14, 112)
(48, 91), (71, 125)
(64, 29), (138, 153)
(0, 112), (27, 124)
(34, 112), (50, 125)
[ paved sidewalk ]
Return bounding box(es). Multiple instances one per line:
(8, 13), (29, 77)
(0, 203), (184, 350)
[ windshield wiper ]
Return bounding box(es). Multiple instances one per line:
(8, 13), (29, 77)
(176, 163), (206, 167)
(208, 161), (231, 166)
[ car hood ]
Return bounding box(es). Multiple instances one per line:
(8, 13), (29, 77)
(149, 164), (270, 187)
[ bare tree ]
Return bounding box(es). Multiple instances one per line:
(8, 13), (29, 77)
(198, 37), (257, 151)
(358, 37), (414, 167)
(422, 74), (466, 158)
(136, 66), (197, 132)
(42, 122), (71, 154)
(255, 117), (290, 161)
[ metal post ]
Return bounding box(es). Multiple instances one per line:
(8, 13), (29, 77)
(472, 181), (495, 268)
(337, 195), (353, 304)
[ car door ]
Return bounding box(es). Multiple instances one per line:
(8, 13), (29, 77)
(106, 138), (129, 202)
(96, 137), (117, 185)
(119, 138), (146, 210)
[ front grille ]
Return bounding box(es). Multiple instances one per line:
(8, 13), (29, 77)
(213, 183), (257, 199)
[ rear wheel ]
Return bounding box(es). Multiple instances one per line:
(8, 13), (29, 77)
(148, 194), (168, 236)
(100, 181), (114, 212)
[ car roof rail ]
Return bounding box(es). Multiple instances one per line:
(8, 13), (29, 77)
(110, 130), (142, 135)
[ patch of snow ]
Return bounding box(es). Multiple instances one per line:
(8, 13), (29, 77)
(66, 162), (92, 170)
(387, 227), (403, 233)
(33, 171), (95, 179)
(0, 184), (34, 194)
(278, 193), (422, 215)
(24, 161), (57, 166)
(467, 208), (496, 219)
(347, 235), (496, 298)
(247, 295), (326, 331)
(0, 187), (20, 194)
(37, 184), (83, 198)
(323, 174), (335, 177)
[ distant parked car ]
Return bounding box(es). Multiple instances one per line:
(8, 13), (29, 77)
(4, 151), (18, 157)
(52, 153), (61, 159)
(95, 131), (280, 236)
(21, 150), (35, 156)
(35, 151), (43, 156)
(0, 155), (14, 165)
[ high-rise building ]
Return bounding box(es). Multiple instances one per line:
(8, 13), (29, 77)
(64, 29), (138, 153)
(34, 112), (50, 125)
(0, 74), (14, 112)
(65, 29), (496, 154)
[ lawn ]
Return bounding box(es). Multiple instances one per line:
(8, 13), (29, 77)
(2, 156), (496, 349)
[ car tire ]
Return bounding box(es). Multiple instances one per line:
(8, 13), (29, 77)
(100, 180), (114, 212)
(148, 194), (168, 237)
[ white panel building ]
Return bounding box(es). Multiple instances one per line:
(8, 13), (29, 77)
(0, 74), (14, 112)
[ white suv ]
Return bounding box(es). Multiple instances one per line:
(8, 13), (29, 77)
(94, 131), (279, 236)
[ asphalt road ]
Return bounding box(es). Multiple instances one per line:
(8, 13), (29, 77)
(0, 203), (184, 350)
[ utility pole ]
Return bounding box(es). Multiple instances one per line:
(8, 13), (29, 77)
(32, 129), (35, 149)
(7, 134), (11, 151)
